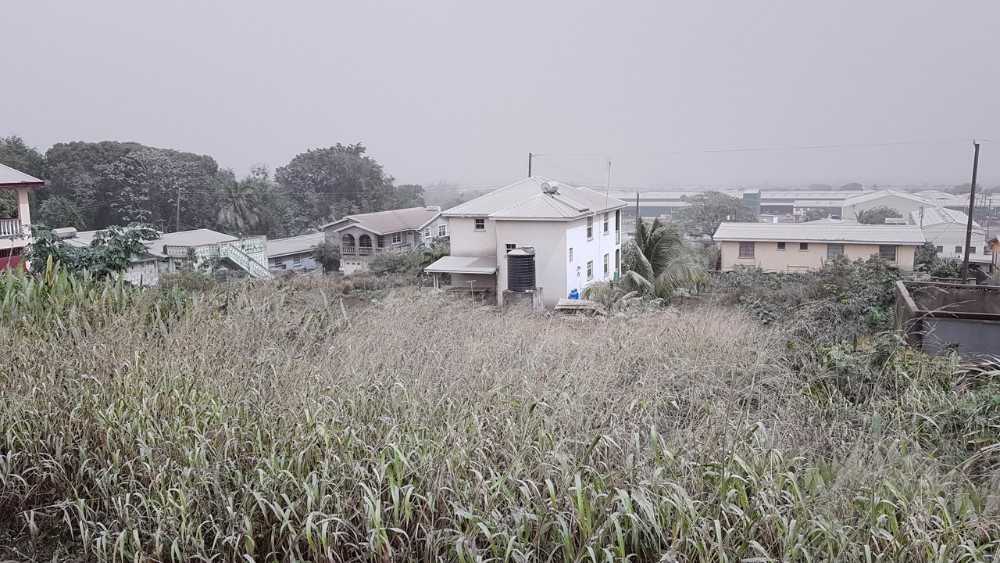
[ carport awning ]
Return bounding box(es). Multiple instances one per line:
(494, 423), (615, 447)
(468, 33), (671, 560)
(424, 256), (497, 275)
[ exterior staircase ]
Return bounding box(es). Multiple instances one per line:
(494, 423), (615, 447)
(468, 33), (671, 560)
(218, 240), (273, 280)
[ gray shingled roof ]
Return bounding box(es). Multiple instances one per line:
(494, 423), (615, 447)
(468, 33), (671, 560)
(321, 207), (440, 235)
(267, 232), (325, 258)
(714, 222), (926, 244)
(0, 163), (44, 188)
(445, 176), (626, 220)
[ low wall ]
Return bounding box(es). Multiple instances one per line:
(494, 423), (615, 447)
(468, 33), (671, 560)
(896, 281), (1000, 359)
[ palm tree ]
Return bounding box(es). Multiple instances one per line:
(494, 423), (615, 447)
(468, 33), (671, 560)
(620, 218), (706, 299)
(217, 180), (263, 233)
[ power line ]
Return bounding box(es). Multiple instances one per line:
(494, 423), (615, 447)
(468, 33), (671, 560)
(533, 138), (980, 158)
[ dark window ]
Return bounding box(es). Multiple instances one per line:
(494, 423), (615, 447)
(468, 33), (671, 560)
(603, 254), (609, 275)
(799, 242), (809, 251)
(738, 241), (754, 259)
(879, 245), (897, 261)
(586, 260), (594, 280)
(955, 246), (962, 253)
(827, 244), (844, 259)
(777, 242), (786, 251)
(506, 243), (516, 253)
(587, 217), (594, 239)
(474, 218), (485, 231)
(603, 212), (609, 234)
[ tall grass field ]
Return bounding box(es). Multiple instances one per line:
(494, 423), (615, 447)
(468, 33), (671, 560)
(1, 270), (998, 561)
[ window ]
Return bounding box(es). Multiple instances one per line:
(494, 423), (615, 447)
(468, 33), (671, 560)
(603, 254), (609, 275)
(423, 228), (431, 238)
(936, 246), (943, 253)
(293, 256), (302, 266)
(799, 243), (809, 251)
(777, 242), (786, 251)
(586, 260), (594, 280)
(879, 245), (897, 261)
(615, 249), (621, 272)
(738, 241), (755, 259)
(506, 243), (516, 253)
(391, 232), (402, 244)
(969, 246), (976, 254)
(568, 247), (574, 263)
(955, 246), (962, 253)
(827, 244), (844, 259)
(475, 218), (485, 231)
(377, 235), (385, 248)
(587, 217), (594, 240)
(359, 234), (372, 248)
(603, 212), (609, 234)
(438, 224), (447, 237)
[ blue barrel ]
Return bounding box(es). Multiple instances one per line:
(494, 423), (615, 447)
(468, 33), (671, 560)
(569, 289), (579, 300)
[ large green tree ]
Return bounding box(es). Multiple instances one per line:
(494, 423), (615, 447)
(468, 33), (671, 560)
(276, 144), (424, 231)
(216, 179), (263, 233)
(26, 223), (158, 278)
(0, 135), (46, 178)
(675, 191), (758, 239)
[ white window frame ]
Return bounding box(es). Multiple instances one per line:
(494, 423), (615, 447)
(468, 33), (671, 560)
(603, 254), (609, 275)
(586, 217), (594, 240)
(603, 212), (609, 234)
(392, 232), (402, 244)
(474, 218), (485, 231)
(438, 224), (447, 237)
(586, 260), (594, 280)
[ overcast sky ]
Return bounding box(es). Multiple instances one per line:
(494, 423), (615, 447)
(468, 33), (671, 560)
(3, 1), (998, 189)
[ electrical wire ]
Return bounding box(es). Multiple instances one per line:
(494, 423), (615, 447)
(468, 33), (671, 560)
(533, 138), (982, 158)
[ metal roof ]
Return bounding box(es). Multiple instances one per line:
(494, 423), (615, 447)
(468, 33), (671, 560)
(911, 207), (980, 229)
(714, 222), (926, 244)
(267, 232), (325, 258)
(842, 190), (935, 207)
(445, 176), (626, 220)
(0, 163), (44, 188)
(65, 228), (238, 258)
(320, 207), (440, 235)
(424, 255), (498, 275)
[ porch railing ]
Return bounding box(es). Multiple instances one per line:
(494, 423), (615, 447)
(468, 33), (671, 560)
(0, 219), (22, 238)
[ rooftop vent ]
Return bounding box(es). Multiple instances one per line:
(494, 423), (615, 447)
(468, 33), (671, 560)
(540, 181), (559, 195)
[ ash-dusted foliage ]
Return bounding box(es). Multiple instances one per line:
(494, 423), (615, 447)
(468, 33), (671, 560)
(1, 273), (998, 561)
(709, 254), (905, 341)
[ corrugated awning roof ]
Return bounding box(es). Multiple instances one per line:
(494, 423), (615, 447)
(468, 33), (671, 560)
(424, 256), (498, 275)
(267, 232), (325, 258)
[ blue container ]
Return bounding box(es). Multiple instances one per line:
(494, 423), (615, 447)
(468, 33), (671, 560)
(569, 289), (579, 300)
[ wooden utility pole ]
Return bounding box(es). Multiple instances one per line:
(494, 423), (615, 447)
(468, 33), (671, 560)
(961, 141), (981, 283)
(635, 192), (640, 226)
(175, 185), (183, 233)
(527, 153), (533, 177)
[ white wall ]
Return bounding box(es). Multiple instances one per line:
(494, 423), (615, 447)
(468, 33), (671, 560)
(922, 224), (988, 260)
(447, 216), (497, 257)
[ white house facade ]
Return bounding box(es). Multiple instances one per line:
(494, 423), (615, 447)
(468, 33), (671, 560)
(426, 176), (626, 306)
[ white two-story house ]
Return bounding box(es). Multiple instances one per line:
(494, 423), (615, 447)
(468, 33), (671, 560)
(425, 176), (627, 306)
(322, 206), (446, 274)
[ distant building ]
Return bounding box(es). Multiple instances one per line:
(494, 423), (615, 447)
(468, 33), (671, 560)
(426, 176), (627, 306)
(0, 163), (44, 270)
(714, 222), (925, 272)
(321, 207), (445, 275)
(63, 228), (271, 284)
(911, 207), (989, 262)
(267, 232), (326, 272)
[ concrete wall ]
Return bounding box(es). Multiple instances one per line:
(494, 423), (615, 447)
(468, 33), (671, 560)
(124, 260), (159, 286)
(447, 216), (497, 257)
(721, 240), (916, 272)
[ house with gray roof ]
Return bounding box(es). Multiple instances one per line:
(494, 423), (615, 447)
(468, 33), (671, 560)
(1, 163), (45, 271)
(426, 176), (627, 306)
(715, 222), (925, 272)
(321, 206), (445, 274)
(912, 207), (990, 263)
(267, 232), (326, 272)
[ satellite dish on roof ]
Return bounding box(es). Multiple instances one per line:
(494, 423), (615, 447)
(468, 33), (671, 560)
(540, 181), (559, 195)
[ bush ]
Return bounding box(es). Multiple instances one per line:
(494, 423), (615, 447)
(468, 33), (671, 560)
(158, 270), (217, 292)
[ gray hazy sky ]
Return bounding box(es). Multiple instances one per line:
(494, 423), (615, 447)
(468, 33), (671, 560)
(3, 1), (998, 189)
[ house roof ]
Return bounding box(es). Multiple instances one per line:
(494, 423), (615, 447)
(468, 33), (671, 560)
(424, 255), (498, 275)
(267, 232), (325, 258)
(444, 176), (627, 220)
(842, 190), (935, 207)
(0, 163), (44, 189)
(65, 228), (238, 258)
(714, 222), (926, 245)
(911, 207), (981, 229)
(320, 207), (440, 235)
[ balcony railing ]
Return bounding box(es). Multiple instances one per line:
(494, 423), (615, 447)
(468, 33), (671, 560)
(0, 219), (22, 238)
(342, 246), (357, 255)
(359, 246), (373, 256)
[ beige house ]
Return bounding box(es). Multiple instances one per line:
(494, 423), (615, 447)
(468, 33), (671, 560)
(0, 163), (44, 271)
(715, 222), (925, 272)
(321, 207), (445, 275)
(426, 176), (627, 306)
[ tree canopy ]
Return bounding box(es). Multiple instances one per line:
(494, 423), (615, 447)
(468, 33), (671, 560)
(855, 205), (902, 224)
(26, 223), (158, 278)
(674, 191), (758, 238)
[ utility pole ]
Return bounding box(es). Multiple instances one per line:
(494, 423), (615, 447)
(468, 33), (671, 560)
(635, 192), (640, 228)
(961, 140), (981, 284)
(527, 153), (533, 177)
(175, 184), (183, 233)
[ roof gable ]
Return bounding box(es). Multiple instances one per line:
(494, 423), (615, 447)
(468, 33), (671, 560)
(321, 207), (440, 235)
(0, 163), (44, 188)
(444, 176), (626, 220)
